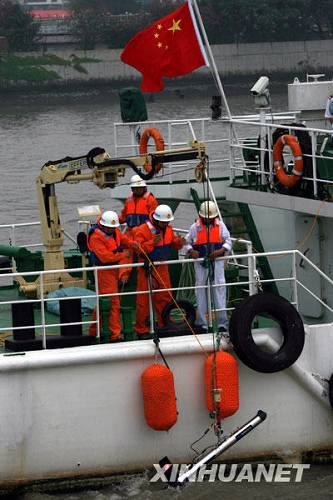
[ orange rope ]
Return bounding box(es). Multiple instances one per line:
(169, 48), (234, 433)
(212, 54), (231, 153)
(268, 199), (325, 261)
(137, 242), (209, 357)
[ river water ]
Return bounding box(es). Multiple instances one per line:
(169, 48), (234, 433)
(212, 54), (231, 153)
(8, 462), (333, 499)
(0, 82), (287, 245)
(3, 82), (333, 499)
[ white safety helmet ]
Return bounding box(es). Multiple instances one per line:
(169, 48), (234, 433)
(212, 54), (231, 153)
(153, 204), (174, 222)
(199, 201), (219, 219)
(130, 174), (147, 188)
(100, 210), (120, 228)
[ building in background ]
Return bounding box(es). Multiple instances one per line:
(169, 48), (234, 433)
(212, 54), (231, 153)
(29, 8), (72, 37)
(19, 0), (70, 9)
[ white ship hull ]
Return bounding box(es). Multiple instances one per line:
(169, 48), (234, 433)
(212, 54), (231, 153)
(1, 325), (333, 485)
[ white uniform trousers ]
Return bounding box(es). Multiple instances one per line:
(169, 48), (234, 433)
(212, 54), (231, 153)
(194, 259), (228, 330)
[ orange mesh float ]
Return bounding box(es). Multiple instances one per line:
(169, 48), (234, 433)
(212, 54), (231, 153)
(205, 351), (239, 422)
(141, 364), (178, 431)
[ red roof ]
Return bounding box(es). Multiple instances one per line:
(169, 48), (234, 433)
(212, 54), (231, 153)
(30, 10), (72, 20)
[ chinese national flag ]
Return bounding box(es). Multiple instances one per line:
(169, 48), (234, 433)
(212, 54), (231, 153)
(121, 1), (207, 92)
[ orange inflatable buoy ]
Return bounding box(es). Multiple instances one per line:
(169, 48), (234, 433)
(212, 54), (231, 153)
(205, 351), (239, 422)
(141, 364), (177, 431)
(273, 134), (303, 188)
(139, 127), (164, 174)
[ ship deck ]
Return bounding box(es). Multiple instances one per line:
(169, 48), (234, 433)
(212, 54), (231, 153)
(0, 285), (92, 354)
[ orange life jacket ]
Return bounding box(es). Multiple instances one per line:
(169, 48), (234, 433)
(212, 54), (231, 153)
(146, 220), (173, 261)
(192, 218), (224, 257)
(124, 192), (154, 227)
(87, 224), (122, 266)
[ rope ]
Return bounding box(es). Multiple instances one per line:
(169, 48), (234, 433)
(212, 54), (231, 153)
(153, 337), (170, 369)
(190, 422), (215, 456)
(145, 261), (170, 369)
(136, 242), (209, 357)
(198, 157), (225, 430)
(265, 199), (326, 261)
(294, 200), (325, 250)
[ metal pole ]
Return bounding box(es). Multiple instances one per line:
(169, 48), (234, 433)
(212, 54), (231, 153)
(94, 268), (100, 340)
(177, 410), (267, 483)
(247, 242), (255, 296)
(147, 263), (155, 335)
(292, 251), (299, 310)
(267, 120), (274, 186)
(190, 0), (231, 118)
(207, 276), (213, 331)
(168, 121), (173, 184)
(40, 274), (46, 349)
(259, 108), (267, 186)
(310, 131), (318, 198)
(207, 178), (222, 222)
(190, 0), (248, 174)
(253, 255), (260, 294)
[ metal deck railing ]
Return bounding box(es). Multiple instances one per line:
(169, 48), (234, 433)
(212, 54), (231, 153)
(113, 115), (333, 203)
(0, 245), (332, 350)
(227, 118), (333, 199)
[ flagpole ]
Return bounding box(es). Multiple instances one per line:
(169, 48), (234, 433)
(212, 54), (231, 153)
(189, 0), (232, 119)
(190, 0), (247, 177)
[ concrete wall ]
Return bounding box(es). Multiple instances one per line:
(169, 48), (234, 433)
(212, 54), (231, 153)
(13, 39), (333, 86)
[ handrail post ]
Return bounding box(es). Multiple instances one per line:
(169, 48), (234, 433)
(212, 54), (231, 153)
(247, 242), (255, 296)
(229, 123), (235, 182)
(129, 124), (139, 155)
(259, 108), (267, 186)
(292, 251), (299, 310)
(267, 124), (273, 186)
(40, 274), (47, 349)
(207, 282), (213, 331)
(147, 262), (155, 335)
(168, 121), (173, 184)
(310, 130), (318, 198)
(94, 268), (100, 340)
(253, 255), (258, 294)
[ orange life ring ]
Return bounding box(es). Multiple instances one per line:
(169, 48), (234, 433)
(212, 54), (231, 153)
(273, 134), (303, 188)
(139, 128), (164, 174)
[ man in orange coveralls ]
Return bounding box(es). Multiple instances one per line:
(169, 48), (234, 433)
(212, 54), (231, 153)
(118, 174), (158, 285)
(87, 210), (136, 342)
(134, 204), (186, 340)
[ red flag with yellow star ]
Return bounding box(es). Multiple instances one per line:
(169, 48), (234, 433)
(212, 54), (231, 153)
(121, 1), (208, 92)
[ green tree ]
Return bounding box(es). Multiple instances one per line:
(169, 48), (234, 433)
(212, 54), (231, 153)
(199, 0), (332, 43)
(149, 0), (183, 19)
(0, 0), (40, 51)
(102, 12), (150, 48)
(70, 0), (333, 49)
(70, 0), (142, 49)
(298, 0), (333, 39)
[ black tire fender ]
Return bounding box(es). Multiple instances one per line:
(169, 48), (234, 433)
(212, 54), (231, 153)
(229, 292), (305, 373)
(162, 300), (196, 330)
